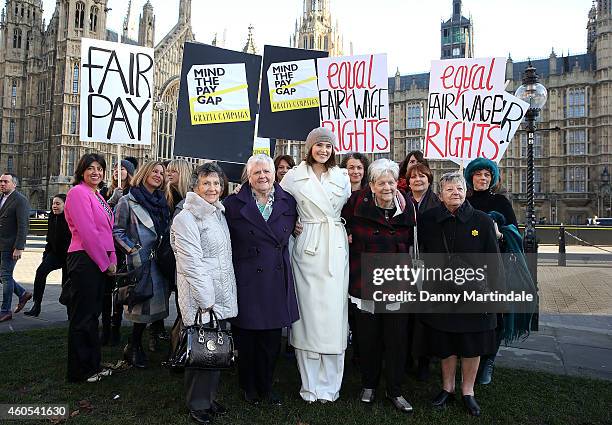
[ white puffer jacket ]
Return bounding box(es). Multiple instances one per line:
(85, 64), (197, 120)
(170, 192), (238, 326)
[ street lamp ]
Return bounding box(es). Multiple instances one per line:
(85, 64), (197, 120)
(515, 61), (547, 330)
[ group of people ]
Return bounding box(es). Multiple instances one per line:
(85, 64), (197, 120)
(0, 125), (531, 423)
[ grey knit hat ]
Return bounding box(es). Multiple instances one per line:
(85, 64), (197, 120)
(305, 127), (339, 154)
(120, 159), (136, 177)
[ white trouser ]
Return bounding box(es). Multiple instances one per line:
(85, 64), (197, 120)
(295, 348), (345, 402)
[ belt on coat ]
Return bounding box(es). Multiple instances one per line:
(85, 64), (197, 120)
(300, 217), (346, 275)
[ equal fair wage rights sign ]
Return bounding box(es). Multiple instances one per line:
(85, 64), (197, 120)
(80, 38), (154, 145)
(318, 54), (390, 154)
(425, 57), (529, 165)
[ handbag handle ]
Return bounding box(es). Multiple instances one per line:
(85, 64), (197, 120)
(194, 308), (220, 330)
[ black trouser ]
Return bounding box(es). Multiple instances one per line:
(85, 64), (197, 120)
(32, 252), (66, 304)
(356, 311), (408, 397)
(233, 325), (282, 398)
(66, 252), (105, 382)
(348, 302), (360, 358)
(184, 320), (227, 411)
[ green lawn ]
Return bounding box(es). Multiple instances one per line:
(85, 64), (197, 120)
(1, 327), (611, 425)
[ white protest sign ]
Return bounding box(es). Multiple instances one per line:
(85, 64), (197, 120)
(267, 59), (319, 112)
(425, 57), (528, 164)
(317, 54), (390, 154)
(80, 38), (154, 145)
(186, 63), (250, 125)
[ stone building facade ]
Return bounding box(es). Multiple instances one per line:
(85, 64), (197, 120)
(389, 0), (612, 224)
(0, 0), (193, 208)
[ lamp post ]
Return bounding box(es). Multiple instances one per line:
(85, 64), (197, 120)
(515, 62), (547, 330)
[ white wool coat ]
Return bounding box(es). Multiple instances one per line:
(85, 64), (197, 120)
(280, 162), (351, 354)
(170, 192), (238, 326)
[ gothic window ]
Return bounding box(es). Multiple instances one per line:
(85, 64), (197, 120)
(70, 106), (78, 134)
(75, 2), (85, 29)
(15, 3), (19, 16)
(11, 81), (17, 108)
(406, 138), (423, 154)
(21, 4), (24, 17)
(567, 87), (586, 118)
(67, 149), (76, 176)
(520, 168), (542, 193)
(9, 119), (16, 143)
(13, 28), (22, 48)
(27, 7), (30, 18)
(7, 156), (14, 173)
(324, 35), (329, 51)
(156, 83), (179, 160)
(90, 6), (98, 31)
(26, 30), (31, 50)
(565, 166), (587, 192)
(520, 132), (543, 158)
(72, 64), (79, 93)
(406, 104), (423, 129)
(567, 129), (587, 155)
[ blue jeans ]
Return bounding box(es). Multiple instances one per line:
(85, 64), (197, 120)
(1, 251), (27, 313)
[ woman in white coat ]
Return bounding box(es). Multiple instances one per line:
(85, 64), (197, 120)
(171, 163), (238, 425)
(280, 127), (351, 403)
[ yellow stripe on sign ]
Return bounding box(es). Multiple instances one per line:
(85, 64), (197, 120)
(188, 83), (249, 112)
(269, 76), (318, 97)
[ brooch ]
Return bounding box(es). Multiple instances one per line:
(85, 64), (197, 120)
(471, 229), (479, 237)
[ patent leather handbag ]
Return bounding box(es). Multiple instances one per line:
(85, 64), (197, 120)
(185, 309), (235, 370)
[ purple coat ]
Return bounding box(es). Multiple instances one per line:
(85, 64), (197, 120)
(223, 182), (300, 330)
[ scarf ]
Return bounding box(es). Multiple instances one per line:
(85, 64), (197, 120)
(131, 183), (170, 236)
(488, 210), (537, 344)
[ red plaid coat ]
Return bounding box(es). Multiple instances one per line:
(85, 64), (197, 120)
(341, 188), (416, 299)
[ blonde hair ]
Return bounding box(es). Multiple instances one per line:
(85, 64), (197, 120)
(132, 161), (166, 189)
(165, 159), (193, 204)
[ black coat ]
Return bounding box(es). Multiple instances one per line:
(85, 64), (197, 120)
(45, 212), (71, 260)
(0, 190), (29, 251)
(418, 201), (503, 333)
(468, 190), (517, 228)
(412, 187), (441, 217)
(342, 188), (415, 299)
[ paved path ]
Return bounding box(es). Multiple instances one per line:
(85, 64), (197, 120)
(1, 238), (611, 382)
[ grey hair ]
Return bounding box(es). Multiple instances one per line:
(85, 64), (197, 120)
(190, 162), (226, 192)
(439, 172), (467, 192)
(368, 159), (399, 183)
(2, 173), (18, 186)
(246, 154), (275, 178)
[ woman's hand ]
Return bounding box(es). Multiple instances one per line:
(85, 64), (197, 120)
(106, 264), (117, 275)
(232, 184), (242, 195)
(347, 234), (353, 244)
(493, 222), (503, 240)
(293, 221), (303, 237)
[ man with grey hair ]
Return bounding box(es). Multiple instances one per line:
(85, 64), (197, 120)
(0, 173), (32, 322)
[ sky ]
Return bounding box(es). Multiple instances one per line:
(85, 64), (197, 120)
(40, 0), (590, 75)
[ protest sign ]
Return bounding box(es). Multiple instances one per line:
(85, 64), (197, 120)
(258, 45), (328, 141)
(80, 38), (154, 144)
(186, 63), (250, 125)
(174, 43), (261, 163)
(317, 54), (390, 154)
(268, 59), (319, 112)
(425, 57), (529, 165)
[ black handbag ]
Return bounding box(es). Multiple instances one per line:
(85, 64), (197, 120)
(113, 260), (153, 307)
(185, 309), (235, 370)
(164, 316), (188, 372)
(155, 229), (176, 283)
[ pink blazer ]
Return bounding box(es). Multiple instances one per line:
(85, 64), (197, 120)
(65, 182), (117, 272)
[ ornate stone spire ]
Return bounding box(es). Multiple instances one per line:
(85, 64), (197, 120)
(242, 24), (257, 54)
